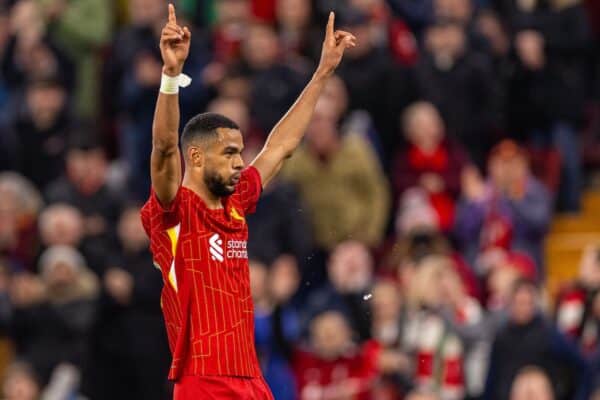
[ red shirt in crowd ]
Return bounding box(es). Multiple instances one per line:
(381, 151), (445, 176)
(140, 167), (263, 380)
(293, 341), (381, 400)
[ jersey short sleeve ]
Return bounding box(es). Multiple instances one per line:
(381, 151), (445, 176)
(235, 166), (262, 215)
(140, 186), (182, 236)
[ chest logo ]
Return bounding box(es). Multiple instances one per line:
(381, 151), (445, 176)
(209, 233), (224, 262)
(230, 207), (245, 223)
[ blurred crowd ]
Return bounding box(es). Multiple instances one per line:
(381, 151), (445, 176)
(0, 0), (600, 399)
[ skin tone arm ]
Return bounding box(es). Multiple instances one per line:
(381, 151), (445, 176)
(150, 4), (191, 205)
(251, 13), (356, 188)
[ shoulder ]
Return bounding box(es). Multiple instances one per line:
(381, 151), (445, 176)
(342, 134), (380, 166)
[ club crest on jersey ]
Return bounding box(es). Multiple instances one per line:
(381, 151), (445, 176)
(209, 233), (248, 262)
(230, 207), (245, 223)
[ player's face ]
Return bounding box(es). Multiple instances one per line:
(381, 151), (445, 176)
(203, 128), (245, 197)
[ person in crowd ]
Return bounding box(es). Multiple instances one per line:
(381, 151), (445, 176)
(334, 7), (401, 162)
(405, 389), (441, 400)
(0, 77), (72, 191)
(9, 245), (98, 384)
(2, 361), (41, 400)
(555, 244), (600, 354)
(34, 0), (112, 117)
(83, 205), (169, 400)
(388, 227), (480, 301)
(281, 95), (390, 250)
(303, 241), (375, 342)
(392, 102), (470, 232)
(38, 204), (84, 249)
(507, 0), (591, 212)
(0, 172), (44, 272)
(369, 279), (414, 398)
(243, 22), (309, 135)
(416, 18), (499, 166)
(485, 279), (584, 400)
(402, 255), (469, 400)
(275, 0), (322, 63)
(251, 258), (301, 400)
(321, 74), (386, 163)
(510, 366), (556, 400)
(454, 139), (551, 276)
(479, 248), (538, 310)
(45, 134), (123, 274)
(1, 1), (75, 95)
(293, 310), (380, 400)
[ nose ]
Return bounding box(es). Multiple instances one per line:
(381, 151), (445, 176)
(233, 154), (244, 170)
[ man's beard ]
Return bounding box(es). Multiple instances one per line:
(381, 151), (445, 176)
(204, 169), (234, 197)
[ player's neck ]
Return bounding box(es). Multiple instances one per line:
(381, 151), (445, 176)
(182, 175), (223, 209)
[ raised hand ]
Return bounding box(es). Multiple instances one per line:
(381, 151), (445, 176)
(315, 12), (357, 78)
(160, 3), (191, 76)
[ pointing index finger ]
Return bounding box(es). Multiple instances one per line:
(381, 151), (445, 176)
(326, 11), (335, 43)
(168, 3), (177, 24)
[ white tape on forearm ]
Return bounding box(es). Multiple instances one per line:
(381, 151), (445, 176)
(160, 73), (192, 94)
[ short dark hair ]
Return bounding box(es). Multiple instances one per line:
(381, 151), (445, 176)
(512, 277), (538, 297)
(181, 112), (240, 149)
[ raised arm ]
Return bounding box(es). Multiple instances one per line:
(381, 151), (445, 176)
(150, 4), (191, 205)
(251, 12), (356, 187)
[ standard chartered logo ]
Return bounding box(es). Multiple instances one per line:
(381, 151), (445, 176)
(209, 234), (248, 262)
(209, 233), (224, 262)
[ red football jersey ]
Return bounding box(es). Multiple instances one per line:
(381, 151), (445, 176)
(141, 166), (263, 380)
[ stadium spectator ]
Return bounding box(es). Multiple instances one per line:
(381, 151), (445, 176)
(416, 19), (499, 166)
(38, 204), (83, 249)
(555, 244), (600, 354)
(405, 389), (441, 400)
(45, 134), (122, 273)
(510, 366), (555, 400)
(83, 205), (169, 400)
(281, 96), (390, 250)
(369, 279), (413, 398)
(2, 361), (40, 400)
(275, 0), (321, 62)
(0, 172), (43, 272)
(0, 77), (71, 191)
(485, 279), (584, 400)
(392, 102), (470, 232)
(387, 228), (480, 301)
(1, 1), (75, 95)
(9, 246), (98, 384)
(454, 140), (551, 276)
(403, 255), (468, 400)
(303, 241), (375, 341)
(293, 311), (380, 400)
(335, 7), (398, 161)
(36, 203), (110, 279)
(251, 258), (301, 400)
(34, 0), (112, 117)
(246, 179), (313, 268)
(243, 22), (308, 135)
(507, 0), (591, 212)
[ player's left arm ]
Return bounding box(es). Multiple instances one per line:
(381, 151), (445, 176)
(250, 12), (356, 188)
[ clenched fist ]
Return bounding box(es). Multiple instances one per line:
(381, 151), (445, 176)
(315, 12), (357, 79)
(160, 3), (191, 77)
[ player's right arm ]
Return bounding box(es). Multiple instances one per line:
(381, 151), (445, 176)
(151, 4), (191, 205)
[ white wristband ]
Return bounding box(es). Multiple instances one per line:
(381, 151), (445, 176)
(160, 73), (192, 94)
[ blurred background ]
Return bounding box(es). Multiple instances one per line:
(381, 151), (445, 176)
(0, 0), (599, 399)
